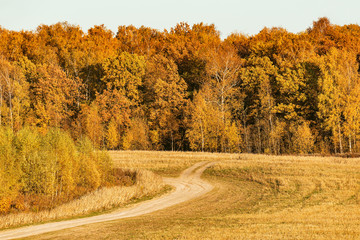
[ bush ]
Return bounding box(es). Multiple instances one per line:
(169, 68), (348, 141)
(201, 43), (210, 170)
(0, 127), (19, 213)
(0, 127), (116, 214)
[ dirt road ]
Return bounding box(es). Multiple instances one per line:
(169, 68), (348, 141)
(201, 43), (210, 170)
(0, 161), (215, 240)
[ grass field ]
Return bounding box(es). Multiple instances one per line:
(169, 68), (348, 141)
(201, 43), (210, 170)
(25, 151), (360, 239)
(108, 150), (239, 176)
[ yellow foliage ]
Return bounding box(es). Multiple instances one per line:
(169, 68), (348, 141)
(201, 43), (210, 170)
(122, 118), (150, 150)
(0, 197), (11, 214)
(0, 126), (116, 215)
(82, 103), (103, 148)
(292, 121), (315, 154)
(101, 52), (145, 102)
(187, 90), (241, 152)
(106, 118), (119, 150)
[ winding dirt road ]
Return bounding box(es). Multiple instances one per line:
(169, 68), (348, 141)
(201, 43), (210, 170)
(0, 161), (215, 240)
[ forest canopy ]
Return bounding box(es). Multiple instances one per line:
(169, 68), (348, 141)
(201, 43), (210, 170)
(1, 17), (360, 154)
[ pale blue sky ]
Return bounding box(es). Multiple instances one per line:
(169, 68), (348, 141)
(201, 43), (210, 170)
(0, 0), (359, 38)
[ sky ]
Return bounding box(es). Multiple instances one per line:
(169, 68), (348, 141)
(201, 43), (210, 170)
(1, 0), (360, 38)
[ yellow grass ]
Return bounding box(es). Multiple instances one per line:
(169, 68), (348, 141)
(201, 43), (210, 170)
(0, 169), (164, 229)
(204, 154), (360, 239)
(27, 151), (360, 240)
(108, 150), (238, 176)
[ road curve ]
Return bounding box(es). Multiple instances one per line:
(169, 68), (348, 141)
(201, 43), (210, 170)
(0, 161), (215, 240)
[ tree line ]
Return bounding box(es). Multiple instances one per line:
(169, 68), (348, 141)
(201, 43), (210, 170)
(1, 17), (360, 154)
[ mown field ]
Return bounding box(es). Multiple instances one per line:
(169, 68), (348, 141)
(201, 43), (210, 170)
(26, 151), (360, 239)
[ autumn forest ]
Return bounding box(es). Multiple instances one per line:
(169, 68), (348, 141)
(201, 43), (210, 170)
(1, 17), (360, 155)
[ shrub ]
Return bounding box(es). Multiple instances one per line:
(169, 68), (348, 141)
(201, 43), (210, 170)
(0, 127), (117, 214)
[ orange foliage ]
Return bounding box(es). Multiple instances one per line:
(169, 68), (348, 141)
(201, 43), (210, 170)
(0, 18), (360, 153)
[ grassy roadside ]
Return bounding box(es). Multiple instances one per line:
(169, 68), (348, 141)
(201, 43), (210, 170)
(0, 169), (169, 230)
(25, 152), (360, 240)
(1, 150), (199, 231)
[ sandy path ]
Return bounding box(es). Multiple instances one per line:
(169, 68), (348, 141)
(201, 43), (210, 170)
(0, 161), (215, 240)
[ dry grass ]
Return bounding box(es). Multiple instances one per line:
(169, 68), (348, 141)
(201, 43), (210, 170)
(0, 169), (164, 229)
(109, 150), (238, 176)
(203, 154), (360, 239)
(27, 151), (360, 240)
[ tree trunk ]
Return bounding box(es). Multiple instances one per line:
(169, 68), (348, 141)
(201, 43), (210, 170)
(171, 131), (174, 151)
(257, 119), (262, 153)
(338, 122), (343, 154)
(0, 84), (2, 126)
(221, 88), (225, 123)
(269, 113), (274, 154)
(242, 122), (249, 152)
(354, 129), (357, 152)
(199, 118), (204, 152)
(7, 80), (13, 130)
(349, 133), (352, 153)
